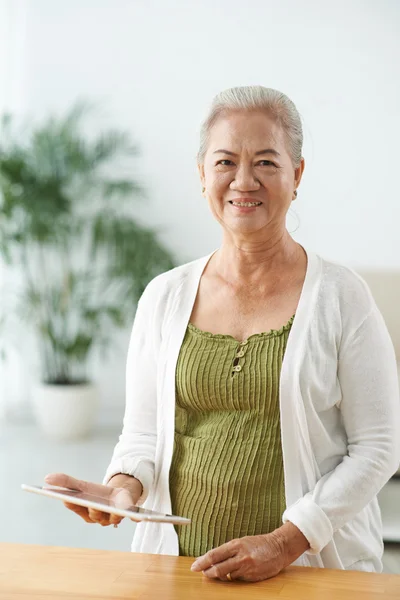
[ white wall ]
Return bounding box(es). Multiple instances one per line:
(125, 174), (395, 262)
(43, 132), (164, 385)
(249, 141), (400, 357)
(2, 0), (400, 414)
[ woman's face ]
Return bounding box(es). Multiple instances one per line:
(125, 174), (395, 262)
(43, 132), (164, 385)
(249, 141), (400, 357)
(199, 110), (305, 238)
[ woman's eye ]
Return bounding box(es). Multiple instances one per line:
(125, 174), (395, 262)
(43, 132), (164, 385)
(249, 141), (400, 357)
(216, 160), (234, 166)
(258, 160), (275, 166)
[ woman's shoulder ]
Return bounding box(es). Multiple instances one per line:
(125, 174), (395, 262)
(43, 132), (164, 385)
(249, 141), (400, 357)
(140, 253), (213, 305)
(314, 252), (376, 319)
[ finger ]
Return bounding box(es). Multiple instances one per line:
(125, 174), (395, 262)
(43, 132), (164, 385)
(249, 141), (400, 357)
(44, 473), (84, 491)
(88, 507), (112, 525)
(129, 515), (145, 523)
(109, 513), (123, 526)
(63, 502), (94, 523)
(202, 557), (239, 581)
(191, 541), (236, 572)
(45, 473), (113, 499)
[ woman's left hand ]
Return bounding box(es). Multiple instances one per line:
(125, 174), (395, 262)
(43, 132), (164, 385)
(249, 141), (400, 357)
(190, 523), (309, 582)
(191, 533), (285, 582)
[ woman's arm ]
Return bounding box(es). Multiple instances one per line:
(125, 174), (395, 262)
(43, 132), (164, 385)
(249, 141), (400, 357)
(282, 307), (400, 554)
(103, 281), (162, 505)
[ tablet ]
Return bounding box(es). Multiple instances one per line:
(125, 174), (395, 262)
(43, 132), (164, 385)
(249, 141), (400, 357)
(21, 484), (191, 525)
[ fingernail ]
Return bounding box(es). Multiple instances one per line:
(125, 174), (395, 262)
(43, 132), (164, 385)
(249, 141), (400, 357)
(191, 562), (198, 571)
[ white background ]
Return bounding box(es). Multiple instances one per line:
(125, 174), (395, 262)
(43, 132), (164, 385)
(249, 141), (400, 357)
(1, 0), (399, 413)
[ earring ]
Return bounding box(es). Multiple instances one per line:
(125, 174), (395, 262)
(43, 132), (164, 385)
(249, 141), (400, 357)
(293, 190), (298, 199)
(202, 187), (206, 194)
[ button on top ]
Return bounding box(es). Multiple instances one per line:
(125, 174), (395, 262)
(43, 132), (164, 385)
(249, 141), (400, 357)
(240, 340), (248, 346)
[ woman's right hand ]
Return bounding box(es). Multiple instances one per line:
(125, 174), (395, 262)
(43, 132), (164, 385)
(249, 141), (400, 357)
(44, 472), (143, 527)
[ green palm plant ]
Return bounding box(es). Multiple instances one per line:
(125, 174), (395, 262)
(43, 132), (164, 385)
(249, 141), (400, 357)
(0, 104), (175, 385)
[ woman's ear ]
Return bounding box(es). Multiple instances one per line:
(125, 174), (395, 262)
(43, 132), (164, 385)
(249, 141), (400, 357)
(198, 163), (206, 196)
(294, 157), (305, 189)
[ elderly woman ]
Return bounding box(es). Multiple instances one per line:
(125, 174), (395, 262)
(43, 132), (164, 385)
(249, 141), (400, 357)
(47, 86), (400, 582)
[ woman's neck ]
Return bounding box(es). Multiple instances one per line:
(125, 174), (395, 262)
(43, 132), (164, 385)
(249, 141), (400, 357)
(213, 231), (303, 286)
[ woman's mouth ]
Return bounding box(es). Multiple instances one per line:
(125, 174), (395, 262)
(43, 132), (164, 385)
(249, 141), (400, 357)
(229, 201), (262, 207)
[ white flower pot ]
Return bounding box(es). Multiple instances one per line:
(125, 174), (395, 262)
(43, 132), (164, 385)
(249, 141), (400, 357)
(32, 382), (99, 440)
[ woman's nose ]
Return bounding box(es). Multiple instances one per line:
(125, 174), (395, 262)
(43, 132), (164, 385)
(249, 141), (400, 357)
(230, 165), (260, 192)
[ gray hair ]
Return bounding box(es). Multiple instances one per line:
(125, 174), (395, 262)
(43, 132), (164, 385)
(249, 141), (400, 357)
(198, 86), (303, 167)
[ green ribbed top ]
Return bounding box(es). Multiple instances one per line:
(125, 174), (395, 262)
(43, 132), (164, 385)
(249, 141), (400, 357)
(169, 316), (294, 557)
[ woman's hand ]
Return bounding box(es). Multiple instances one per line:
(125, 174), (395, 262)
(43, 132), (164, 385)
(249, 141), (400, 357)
(44, 472), (143, 527)
(191, 523), (309, 582)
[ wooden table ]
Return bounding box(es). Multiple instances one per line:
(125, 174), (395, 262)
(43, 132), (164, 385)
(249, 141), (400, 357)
(0, 543), (399, 600)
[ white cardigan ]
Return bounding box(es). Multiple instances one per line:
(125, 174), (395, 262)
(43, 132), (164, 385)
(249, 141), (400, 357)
(104, 250), (400, 571)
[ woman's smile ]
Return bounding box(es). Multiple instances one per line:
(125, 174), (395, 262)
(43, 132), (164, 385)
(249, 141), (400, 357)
(228, 198), (263, 213)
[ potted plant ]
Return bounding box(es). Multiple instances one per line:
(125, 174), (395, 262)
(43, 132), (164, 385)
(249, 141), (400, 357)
(0, 105), (175, 439)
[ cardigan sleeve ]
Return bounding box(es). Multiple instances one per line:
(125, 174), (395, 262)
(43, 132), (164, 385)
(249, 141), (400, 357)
(283, 307), (400, 554)
(102, 281), (161, 505)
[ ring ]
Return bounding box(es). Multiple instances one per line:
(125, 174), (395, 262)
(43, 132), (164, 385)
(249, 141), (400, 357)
(226, 573), (232, 582)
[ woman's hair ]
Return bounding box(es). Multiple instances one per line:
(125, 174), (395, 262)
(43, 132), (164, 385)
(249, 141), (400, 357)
(198, 86), (303, 167)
